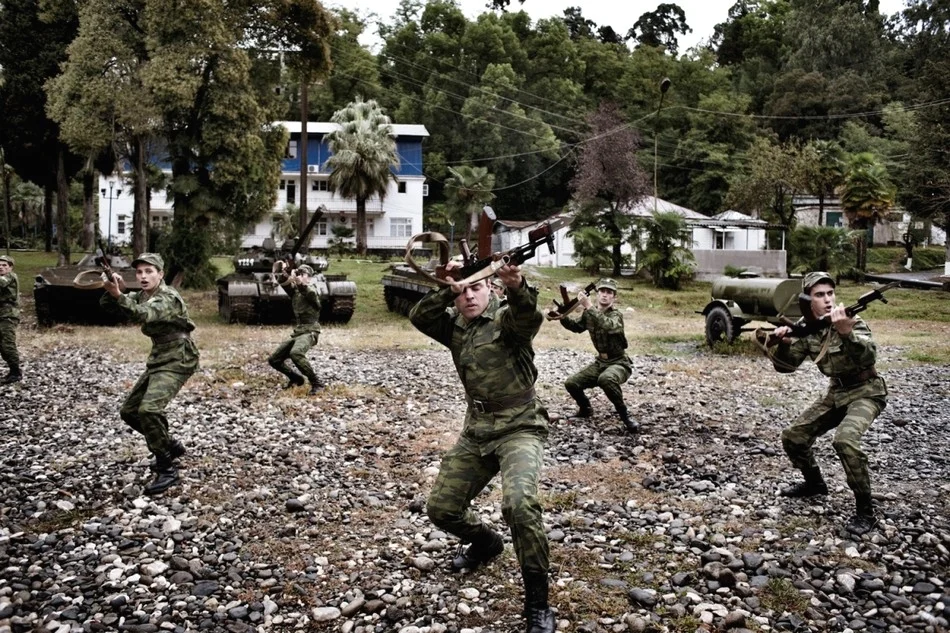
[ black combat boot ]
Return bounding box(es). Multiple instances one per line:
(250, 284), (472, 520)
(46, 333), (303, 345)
(451, 527), (504, 571)
(566, 386), (593, 419)
(780, 466), (829, 497)
(144, 453), (180, 496)
(308, 379), (324, 395)
(269, 360), (305, 389)
(523, 572), (555, 633)
(846, 493), (879, 536)
(617, 407), (639, 434)
(149, 439), (186, 472)
(1, 365), (22, 384)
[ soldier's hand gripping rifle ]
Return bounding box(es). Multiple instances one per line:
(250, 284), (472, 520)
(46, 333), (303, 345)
(272, 205), (326, 278)
(72, 238), (119, 289)
(546, 281), (597, 320)
(765, 281), (901, 347)
(403, 207), (569, 287)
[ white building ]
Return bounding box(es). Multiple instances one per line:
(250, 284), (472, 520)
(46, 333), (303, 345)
(497, 197), (787, 279)
(98, 121), (430, 253)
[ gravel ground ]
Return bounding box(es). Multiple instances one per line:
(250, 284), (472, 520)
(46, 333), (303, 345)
(1, 337), (948, 633)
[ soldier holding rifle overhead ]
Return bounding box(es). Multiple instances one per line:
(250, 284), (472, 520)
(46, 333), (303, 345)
(268, 262), (323, 395)
(409, 260), (556, 633)
(553, 278), (637, 434)
(100, 253), (199, 496)
(768, 272), (887, 536)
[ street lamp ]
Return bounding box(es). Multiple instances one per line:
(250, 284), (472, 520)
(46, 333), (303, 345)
(100, 179), (122, 252)
(654, 77), (671, 215)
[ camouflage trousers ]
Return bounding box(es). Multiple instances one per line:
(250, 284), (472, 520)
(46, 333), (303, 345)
(565, 359), (631, 412)
(0, 318), (18, 371)
(781, 393), (886, 497)
(269, 332), (318, 383)
(427, 430), (549, 575)
(120, 368), (194, 456)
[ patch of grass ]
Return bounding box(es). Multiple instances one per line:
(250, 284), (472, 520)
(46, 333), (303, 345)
(550, 548), (631, 622)
(542, 489), (578, 512)
(27, 506), (100, 534)
(759, 577), (809, 616)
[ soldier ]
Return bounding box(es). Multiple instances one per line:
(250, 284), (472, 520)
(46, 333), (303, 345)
(268, 263), (323, 395)
(769, 272), (887, 536)
(0, 255), (21, 385)
(558, 278), (637, 433)
(101, 253), (199, 496)
(490, 277), (507, 304)
(409, 264), (555, 633)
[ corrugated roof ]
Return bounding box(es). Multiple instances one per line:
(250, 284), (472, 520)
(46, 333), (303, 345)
(276, 121), (429, 137)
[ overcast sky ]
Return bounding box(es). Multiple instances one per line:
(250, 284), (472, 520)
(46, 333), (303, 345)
(326, 0), (907, 52)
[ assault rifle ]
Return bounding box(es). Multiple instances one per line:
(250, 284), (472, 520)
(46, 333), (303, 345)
(546, 281), (597, 320)
(95, 237), (115, 283)
(273, 205), (326, 275)
(766, 281), (901, 347)
(433, 207), (568, 283)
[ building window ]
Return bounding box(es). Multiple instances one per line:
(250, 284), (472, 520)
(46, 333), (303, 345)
(397, 181), (407, 194)
(286, 140), (297, 159)
(315, 221), (328, 236)
(286, 181), (296, 204)
(390, 217), (412, 238)
(311, 179), (328, 191)
(279, 179), (286, 190)
(117, 215), (128, 235)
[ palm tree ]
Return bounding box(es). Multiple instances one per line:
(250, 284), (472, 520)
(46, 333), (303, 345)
(443, 165), (495, 244)
(639, 211), (695, 290)
(325, 97), (399, 256)
(837, 152), (895, 270)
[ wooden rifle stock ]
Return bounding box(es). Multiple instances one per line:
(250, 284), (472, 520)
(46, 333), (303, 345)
(548, 282), (597, 319)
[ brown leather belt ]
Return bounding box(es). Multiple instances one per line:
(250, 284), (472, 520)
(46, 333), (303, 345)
(469, 387), (537, 414)
(598, 352), (624, 361)
(151, 331), (191, 345)
(831, 367), (878, 388)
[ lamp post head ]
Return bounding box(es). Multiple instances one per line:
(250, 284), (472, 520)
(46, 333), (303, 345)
(660, 77), (671, 94)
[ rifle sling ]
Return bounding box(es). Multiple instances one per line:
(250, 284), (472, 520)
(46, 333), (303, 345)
(403, 232), (501, 288)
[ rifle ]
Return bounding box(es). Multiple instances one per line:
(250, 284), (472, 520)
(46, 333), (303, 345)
(95, 237), (115, 283)
(766, 281), (901, 347)
(273, 205), (326, 276)
(546, 281), (598, 320)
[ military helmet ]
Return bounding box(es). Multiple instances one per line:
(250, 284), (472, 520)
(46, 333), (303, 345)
(491, 277), (505, 290)
(296, 264), (314, 276)
(802, 271), (835, 293)
(0, 255), (14, 266)
(595, 278), (618, 293)
(131, 252), (164, 270)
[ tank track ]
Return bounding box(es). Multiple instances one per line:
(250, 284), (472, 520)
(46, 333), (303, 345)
(383, 286), (424, 316)
(219, 290), (257, 324)
(324, 296), (355, 324)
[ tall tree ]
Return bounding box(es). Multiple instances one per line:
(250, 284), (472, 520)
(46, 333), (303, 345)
(325, 97), (399, 256)
(628, 3), (692, 55)
(837, 151), (895, 266)
(443, 165), (495, 242)
(571, 102), (650, 276)
(801, 140), (845, 227)
(725, 136), (810, 229)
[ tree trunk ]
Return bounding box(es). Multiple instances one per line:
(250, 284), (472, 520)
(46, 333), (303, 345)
(299, 83), (309, 239)
(2, 163), (11, 255)
(817, 192), (825, 227)
(132, 138), (149, 255)
(44, 183), (53, 252)
(56, 149), (70, 266)
(356, 196), (367, 256)
(81, 169), (95, 250)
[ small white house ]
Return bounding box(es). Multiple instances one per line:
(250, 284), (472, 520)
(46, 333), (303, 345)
(495, 197), (788, 279)
(98, 121), (430, 253)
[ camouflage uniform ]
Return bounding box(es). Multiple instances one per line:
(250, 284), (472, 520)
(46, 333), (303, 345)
(409, 281), (549, 577)
(561, 304), (632, 415)
(0, 257), (20, 379)
(101, 280), (199, 456)
(268, 270), (321, 386)
(771, 316), (886, 498)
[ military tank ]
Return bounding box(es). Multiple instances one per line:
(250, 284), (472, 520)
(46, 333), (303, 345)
(699, 275), (803, 346)
(381, 260), (440, 316)
(34, 253), (142, 326)
(216, 238), (356, 325)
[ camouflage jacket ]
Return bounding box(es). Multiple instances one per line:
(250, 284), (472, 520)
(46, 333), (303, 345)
(771, 316), (886, 406)
(560, 305), (630, 366)
(409, 281), (547, 451)
(0, 272), (19, 320)
(100, 282), (199, 372)
(283, 281), (321, 337)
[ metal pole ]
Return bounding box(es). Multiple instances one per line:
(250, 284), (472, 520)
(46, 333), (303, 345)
(107, 181), (114, 252)
(654, 78), (671, 215)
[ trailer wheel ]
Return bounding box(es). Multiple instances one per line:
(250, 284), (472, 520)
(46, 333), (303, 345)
(705, 306), (736, 346)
